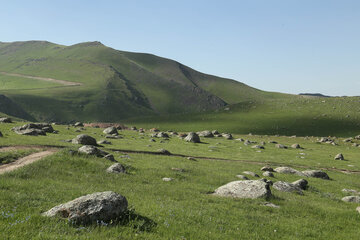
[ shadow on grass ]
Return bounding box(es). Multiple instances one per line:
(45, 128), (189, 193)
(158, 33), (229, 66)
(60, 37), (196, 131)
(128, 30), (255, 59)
(116, 208), (157, 232)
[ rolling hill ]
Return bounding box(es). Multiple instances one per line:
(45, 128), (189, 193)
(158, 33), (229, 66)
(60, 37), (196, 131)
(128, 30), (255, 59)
(0, 40), (285, 122)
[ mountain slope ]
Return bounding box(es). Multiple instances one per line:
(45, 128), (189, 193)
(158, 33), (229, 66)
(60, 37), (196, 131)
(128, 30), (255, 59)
(0, 40), (288, 122)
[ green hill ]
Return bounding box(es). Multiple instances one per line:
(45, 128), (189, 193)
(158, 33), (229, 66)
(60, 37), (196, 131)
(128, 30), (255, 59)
(0, 40), (283, 122)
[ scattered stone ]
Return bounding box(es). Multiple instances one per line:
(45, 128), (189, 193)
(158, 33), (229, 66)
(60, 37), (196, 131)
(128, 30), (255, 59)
(158, 149), (171, 155)
(274, 167), (304, 176)
(78, 145), (108, 157)
(103, 127), (118, 135)
(0, 117), (12, 123)
(252, 145), (264, 149)
(222, 133), (233, 140)
(12, 123), (54, 136)
(262, 202), (280, 208)
(261, 166), (274, 172)
(42, 191), (128, 225)
(72, 134), (97, 146)
(236, 175), (249, 180)
(263, 171), (274, 177)
(342, 196), (360, 203)
(212, 130), (219, 135)
(343, 138), (353, 143)
(268, 141), (278, 144)
(171, 167), (185, 172)
(334, 153), (344, 160)
(302, 170), (329, 180)
(184, 132), (201, 143)
(342, 189), (360, 195)
(275, 144), (288, 149)
(291, 143), (301, 149)
(106, 163), (126, 173)
(235, 138), (244, 142)
(214, 180), (271, 199)
(356, 206), (360, 214)
(243, 171), (260, 177)
(97, 140), (111, 145)
(104, 154), (116, 162)
(292, 179), (308, 190)
(157, 132), (169, 138)
(74, 122), (84, 127)
(198, 130), (214, 138)
(130, 126), (137, 131)
(162, 177), (173, 182)
(187, 157), (196, 161)
(273, 181), (303, 195)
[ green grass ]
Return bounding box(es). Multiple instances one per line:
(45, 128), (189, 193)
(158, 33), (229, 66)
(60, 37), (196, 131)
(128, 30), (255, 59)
(0, 74), (61, 90)
(0, 122), (360, 239)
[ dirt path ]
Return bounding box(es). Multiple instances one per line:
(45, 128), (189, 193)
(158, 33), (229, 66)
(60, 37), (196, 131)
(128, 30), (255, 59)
(0, 71), (82, 86)
(0, 148), (58, 174)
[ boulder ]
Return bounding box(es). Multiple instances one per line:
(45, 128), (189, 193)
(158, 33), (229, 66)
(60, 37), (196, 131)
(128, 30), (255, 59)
(12, 123), (54, 136)
(212, 130), (219, 135)
(334, 153), (344, 160)
(78, 145), (108, 157)
(252, 145), (264, 149)
(72, 134), (97, 146)
(103, 127), (118, 135)
(158, 149), (171, 155)
(273, 181), (303, 195)
(292, 179), (308, 190)
(14, 128), (46, 136)
(42, 191), (128, 225)
(214, 180), (271, 199)
(274, 167), (305, 176)
(104, 154), (116, 162)
(0, 117), (12, 123)
(341, 196), (360, 203)
(263, 171), (274, 177)
(198, 130), (214, 138)
(275, 144), (288, 149)
(106, 163), (126, 174)
(184, 132), (201, 143)
(342, 189), (360, 195)
(302, 170), (329, 180)
(242, 171), (260, 177)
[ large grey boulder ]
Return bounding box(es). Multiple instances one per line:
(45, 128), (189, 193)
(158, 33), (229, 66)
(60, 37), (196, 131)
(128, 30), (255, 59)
(302, 170), (329, 180)
(78, 145), (108, 157)
(72, 134), (97, 146)
(42, 191), (128, 225)
(342, 196), (360, 203)
(274, 167), (305, 176)
(106, 163), (126, 174)
(103, 127), (118, 135)
(198, 130), (214, 138)
(214, 180), (271, 199)
(273, 181), (303, 195)
(184, 132), (201, 143)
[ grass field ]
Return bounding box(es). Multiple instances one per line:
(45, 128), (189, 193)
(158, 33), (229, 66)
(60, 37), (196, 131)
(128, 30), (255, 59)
(0, 122), (359, 239)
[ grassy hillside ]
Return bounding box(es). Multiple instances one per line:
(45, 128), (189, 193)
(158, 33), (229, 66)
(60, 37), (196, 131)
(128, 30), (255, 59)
(1, 123), (360, 239)
(0, 40), (283, 122)
(125, 96), (360, 137)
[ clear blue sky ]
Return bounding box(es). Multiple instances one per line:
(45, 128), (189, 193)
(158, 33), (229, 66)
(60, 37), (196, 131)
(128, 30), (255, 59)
(1, 0), (359, 96)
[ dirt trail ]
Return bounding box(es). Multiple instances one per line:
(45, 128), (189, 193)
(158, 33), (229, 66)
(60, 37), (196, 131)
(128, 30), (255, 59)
(0, 148), (58, 174)
(0, 71), (82, 86)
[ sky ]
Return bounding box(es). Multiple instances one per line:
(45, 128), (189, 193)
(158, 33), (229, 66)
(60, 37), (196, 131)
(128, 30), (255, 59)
(1, 0), (359, 96)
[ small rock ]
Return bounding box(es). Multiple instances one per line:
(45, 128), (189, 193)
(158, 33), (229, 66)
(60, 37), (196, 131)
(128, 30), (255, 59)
(103, 127), (118, 135)
(275, 144), (288, 149)
(158, 149), (171, 155)
(187, 157), (196, 161)
(222, 133), (233, 140)
(261, 166), (274, 172)
(74, 122), (84, 127)
(274, 167), (305, 176)
(342, 189), (360, 195)
(302, 170), (329, 180)
(171, 167), (185, 172)
(104, 154), (116, 162)
(214, 180), (271, 199)
(291, 143), (301, 149)
(72, 134), (97, 146)
(97, 140), (111, 145)
(162, 177), (173, 182)
(356, 206), (360, 214)
(292, 179), (308, 190)
(252, 145), (264, 149)
(106, 163), (126, 173)
(334, 153), (344, 160)
(236, 175), (249, 180)
(78, 145), (108, 157)
(262, 202), (280, 208)
(273, 181), (303, 195)
(198, 130), (214, 138)
(243, 171), (260, 177)
(263, 171), (274, 177)
(184, 132), (201, 143)
(341, 196), (360, 203)
(0, 117), (12, 123)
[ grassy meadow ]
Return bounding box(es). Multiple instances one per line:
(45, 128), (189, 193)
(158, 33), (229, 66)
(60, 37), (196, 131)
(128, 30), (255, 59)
(0, 122), (359, 239)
